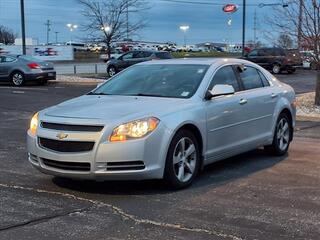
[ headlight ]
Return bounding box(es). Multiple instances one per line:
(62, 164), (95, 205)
(29, 112), (39, 136)
(110, 117), (159, 142)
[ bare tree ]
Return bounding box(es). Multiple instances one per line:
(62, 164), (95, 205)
(277, 33), (293, 49)
(78, 0), (149, 58)
(0, 25), (16, 44)
(266, 0), (320, 105)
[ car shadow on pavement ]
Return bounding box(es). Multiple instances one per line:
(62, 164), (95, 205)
(52, 148), (287, 195)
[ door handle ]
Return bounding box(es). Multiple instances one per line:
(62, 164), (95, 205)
(271, 93), (278, 98)
(239, 99), (248, 105)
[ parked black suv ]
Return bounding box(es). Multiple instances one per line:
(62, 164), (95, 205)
(243, 48), (302, 74)
(106, 50), (173, 76)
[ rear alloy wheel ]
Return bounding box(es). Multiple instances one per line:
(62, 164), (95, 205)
(107, 66), (117, 77)
(265, 113), (292, 156)
(164, 130), (200, 189)
(11, 71), (25, 86)
(272, 64), (281, 74)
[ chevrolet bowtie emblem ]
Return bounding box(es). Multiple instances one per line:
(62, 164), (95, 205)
(56, 132), (68, 140)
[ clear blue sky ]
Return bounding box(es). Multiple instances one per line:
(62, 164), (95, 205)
(0, 0), (279, 45)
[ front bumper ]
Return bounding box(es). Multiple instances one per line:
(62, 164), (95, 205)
(25, 71), (56, 81)
(27, 122), (169, 180)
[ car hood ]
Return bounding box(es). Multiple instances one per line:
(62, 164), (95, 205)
(44, 95), (192, 122)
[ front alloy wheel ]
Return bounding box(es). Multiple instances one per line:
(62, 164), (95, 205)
(164, 130), (200, 189)
(276, 118), (290, 152)
(265, 113), (292, 156)
(12, 72), (25, 86)
(108, 66), (116, 77)
(173, 137), (197, 183)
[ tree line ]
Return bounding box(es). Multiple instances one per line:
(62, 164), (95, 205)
(0, 25), (16, 44)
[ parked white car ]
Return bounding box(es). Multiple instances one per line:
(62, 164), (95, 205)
(301, 51), (317, 69)
(27, 58), (296, 188)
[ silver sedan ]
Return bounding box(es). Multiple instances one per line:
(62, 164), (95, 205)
(27, 58), (296, 189)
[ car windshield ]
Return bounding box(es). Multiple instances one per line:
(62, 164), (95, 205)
(91, 64), (209, 98)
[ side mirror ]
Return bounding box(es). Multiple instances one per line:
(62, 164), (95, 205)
(205, 84), (235, 100)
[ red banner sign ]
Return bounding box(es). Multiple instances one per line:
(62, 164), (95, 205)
(223, 4), (238, 13)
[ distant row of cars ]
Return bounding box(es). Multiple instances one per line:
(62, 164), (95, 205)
(0, 47), (312, 86)
(104, 47), (305, 77)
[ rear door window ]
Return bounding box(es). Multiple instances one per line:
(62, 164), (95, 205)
(133, 51), (146, 59)
(248, 50), (258, 57)
(142, 51), (153, 58)
(258, 49), (267, 56)
(155, 52), (172, 59)
(122, 52), (134, 60)
(238, 66), (264, 90)
(209, 66), (240, 92)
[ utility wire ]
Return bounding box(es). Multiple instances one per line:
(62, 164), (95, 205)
(157, 0), (282, 7)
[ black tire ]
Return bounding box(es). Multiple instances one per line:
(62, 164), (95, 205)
(272, 64), (281, 74)
(11, 71), (25, 86)
(265, 113), (292, 156)
(107, 65), (117, 77)
(164, 129), (201, 189)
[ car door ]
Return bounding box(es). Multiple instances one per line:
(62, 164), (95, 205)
(205, 65), (251, 160)
(246, 49), (260, 63)
(235, 65), (278, 145)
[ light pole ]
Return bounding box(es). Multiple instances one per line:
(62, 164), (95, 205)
(45, 20), (51, 45)
(179, 25), (189, 47)
(66, 23), (78, 43)
(20, 0), (26, 54)
(55, 31), (59, 44)
(242, 0), (246, 56)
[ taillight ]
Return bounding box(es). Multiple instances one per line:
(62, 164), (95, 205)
(27, 62), (40, 69)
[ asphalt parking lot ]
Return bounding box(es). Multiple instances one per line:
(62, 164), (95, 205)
(0, 70), (319, 240)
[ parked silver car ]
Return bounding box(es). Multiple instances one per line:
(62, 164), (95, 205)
(27, 58), (296, 188)
(0, 55), (56, 86)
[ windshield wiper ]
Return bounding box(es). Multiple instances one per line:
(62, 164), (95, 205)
(87, 92), (110, 95)
(134, 93), (165, 97)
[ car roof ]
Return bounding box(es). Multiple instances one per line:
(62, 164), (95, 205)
(138, 58), (253, 66)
